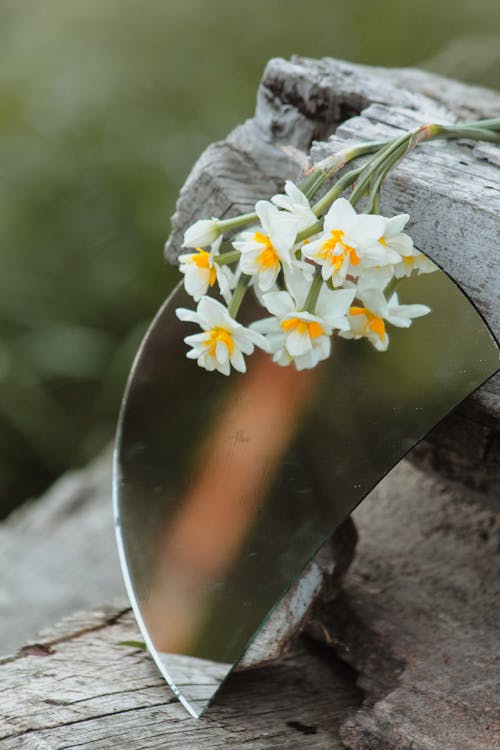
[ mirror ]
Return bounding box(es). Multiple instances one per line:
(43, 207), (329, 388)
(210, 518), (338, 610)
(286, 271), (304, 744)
(114, 266), (498, 717)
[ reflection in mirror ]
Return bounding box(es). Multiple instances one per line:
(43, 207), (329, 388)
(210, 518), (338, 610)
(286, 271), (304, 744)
(114, 268), (498, 717)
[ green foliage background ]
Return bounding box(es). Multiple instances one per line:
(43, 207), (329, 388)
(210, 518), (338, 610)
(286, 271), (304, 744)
(0, 0), (499, 515)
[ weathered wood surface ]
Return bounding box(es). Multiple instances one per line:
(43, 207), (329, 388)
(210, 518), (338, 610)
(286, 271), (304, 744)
(0, 606), (361, 749)
(0, 448), (125, 655)
(309, 460), (500, 750)
(165, 55), (500, 494)
(2, 459), (498, 748)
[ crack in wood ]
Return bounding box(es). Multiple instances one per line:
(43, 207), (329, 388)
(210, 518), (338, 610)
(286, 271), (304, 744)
(0, 608), (131, 667)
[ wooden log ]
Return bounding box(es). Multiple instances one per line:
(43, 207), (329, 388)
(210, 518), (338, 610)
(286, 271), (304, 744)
(0, 448), (125, 655)
(165, 55), (500, 496)
(0, 606), (361, 749)
(1, 459), (497, 748)
(308, 460), (500, 750)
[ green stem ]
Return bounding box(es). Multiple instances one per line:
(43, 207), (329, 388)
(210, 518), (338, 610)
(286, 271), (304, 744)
(299, 170), (327, 199)
(298, 138), (391, 200)
(303, 268), (324, 314)
(350, 127), (424, 207)
(384, 276), (402, 300)
(228, 274), (251, 318)
(435, 125), (500, 144)
(218, 212), (257, 233)
(364, 140), (409, 214)
(213, 249), (241, 266)
(312, 164), (364, 216)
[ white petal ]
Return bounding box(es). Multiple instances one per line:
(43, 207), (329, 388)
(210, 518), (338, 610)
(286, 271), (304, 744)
(176, 307), (201, 324)
(230, 348), (247, 373)
(216, 358), (231, 376)
(255, 200), (278, 236)
(242, 327), (271, 352)
(324, 198), (357, 232)
(197, 296), (231, 328)
(359, 289), (387, 318)
(261, 290), (295, 318)
(184, 332), (209, 347)
(388, 303), (431, 325)
(384, 214), (410, 237)
(233, 237), (262, 254)
(273, 348), (292, 367)
(317, 288), (355, 324)
(350, 214), (386, 246)
(388, 233), (414, 257)
(287, 330), (311, 357)
(271, 195), (295, 213)
(184, 269), (209, 301)
(257, 265), (280, 291)
(373, 333), (389, 351)
(301, 236), (325, 260)
(215, 340), (229, 364)
(216, 266), (235, 304)
(355, 266), (394, 291)
(282, 265), (314, 307)
(268, 215), (299, 257)
(250, 317), (281, 335)
(284, 180), (310, 207)
(239, 251), (261, 276)
(315, 335), (331, 360)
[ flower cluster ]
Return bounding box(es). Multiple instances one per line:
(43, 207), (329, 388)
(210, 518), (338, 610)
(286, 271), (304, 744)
(176, 180), (437, 375)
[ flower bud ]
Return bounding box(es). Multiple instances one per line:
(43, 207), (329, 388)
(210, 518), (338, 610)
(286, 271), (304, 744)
(183, 219), (220, 248)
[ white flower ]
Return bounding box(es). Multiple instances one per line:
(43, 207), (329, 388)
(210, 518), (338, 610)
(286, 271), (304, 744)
(302, 198), (385, 287)
(232, 201), (299, 292)
(271, 180), (317, 232)
(176, 296), (269, 376)
(178, 237), (235, 303)
(183, 218), (220, 248)
(359, 214), (410, 269)
(252, 268), (355, 370)
(355, 265), (395, 292)
(340, 289), (431, 352)
(393, 248), (438, 278)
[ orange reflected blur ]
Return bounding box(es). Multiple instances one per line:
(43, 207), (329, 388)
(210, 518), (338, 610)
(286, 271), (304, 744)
(143, 351), (319, 654)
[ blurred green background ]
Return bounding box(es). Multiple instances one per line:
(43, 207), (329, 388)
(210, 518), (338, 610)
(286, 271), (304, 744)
(1, 0), (499, 517)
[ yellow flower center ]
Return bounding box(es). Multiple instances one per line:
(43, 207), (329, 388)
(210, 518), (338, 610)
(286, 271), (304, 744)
(205, 327), (235, 357)
(318, 229), (360, 273)
(378, 236), (388, 247)
(350, 306), (386, 341)
(254, 231), (280, 270)
(192, 248), (217, 286)
(281, 317), (324, 339)
(403, 256), (415, 266)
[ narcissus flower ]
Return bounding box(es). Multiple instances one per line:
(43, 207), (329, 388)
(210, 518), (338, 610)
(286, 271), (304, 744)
(179, 237), (235, 303)
(380, 214), (413, 253)
(271, 180), (317, 231)
(340, 290), (431, 351)
(394, 248), (438, 278)
(176, 296), (269, 375)
(252, 269), (354, 370)
(302, 198), (385, 286)
(232, 201), (299, 292)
